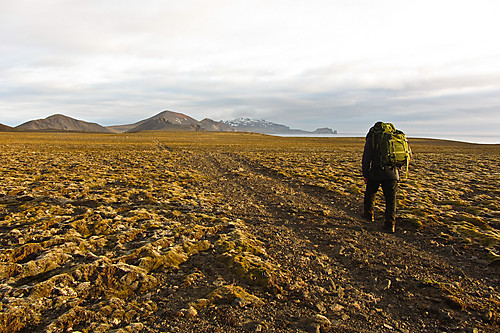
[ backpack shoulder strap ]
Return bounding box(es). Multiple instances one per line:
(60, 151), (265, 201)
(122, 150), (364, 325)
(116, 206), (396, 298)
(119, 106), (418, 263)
(369, 122), (384, 151)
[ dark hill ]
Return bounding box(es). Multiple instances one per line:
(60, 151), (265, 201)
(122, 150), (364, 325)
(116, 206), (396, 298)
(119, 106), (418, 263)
(16, 114), (111, 133)
(0, 123), (15, 132)
(126, 111), (200, 133)
(199, 118), (234, 132)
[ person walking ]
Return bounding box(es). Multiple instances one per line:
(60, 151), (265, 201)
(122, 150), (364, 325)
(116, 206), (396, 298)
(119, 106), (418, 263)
(361, 122), (400, 233)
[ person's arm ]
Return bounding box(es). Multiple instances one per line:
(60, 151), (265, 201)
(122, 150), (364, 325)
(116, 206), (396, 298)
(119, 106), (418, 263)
(362, 136), (372, 182)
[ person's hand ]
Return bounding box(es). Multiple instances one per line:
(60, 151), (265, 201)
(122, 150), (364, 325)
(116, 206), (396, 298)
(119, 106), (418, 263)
(364, 177), (368, 184)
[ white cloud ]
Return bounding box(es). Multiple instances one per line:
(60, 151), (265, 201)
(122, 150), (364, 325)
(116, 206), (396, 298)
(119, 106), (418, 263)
(0, 0), (499, 141)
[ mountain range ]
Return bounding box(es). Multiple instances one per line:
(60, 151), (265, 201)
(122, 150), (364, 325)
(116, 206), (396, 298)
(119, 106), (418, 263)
(106, 111), (233, 133)
(0, 111), (336, 135)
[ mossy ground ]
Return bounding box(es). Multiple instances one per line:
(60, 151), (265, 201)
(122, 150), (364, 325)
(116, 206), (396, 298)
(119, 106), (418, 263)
(0, 132), (498, 332)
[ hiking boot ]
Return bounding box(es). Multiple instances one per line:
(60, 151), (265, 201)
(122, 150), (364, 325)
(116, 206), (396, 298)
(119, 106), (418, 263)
(361, 212), (373, 222)
(383, 221), (395, 233)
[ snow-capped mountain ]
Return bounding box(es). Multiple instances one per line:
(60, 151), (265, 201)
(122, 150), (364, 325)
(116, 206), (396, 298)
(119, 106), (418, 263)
(224, 118), (280, 128)
(223, 118), (336, 135)
(223, 118), (309, 134)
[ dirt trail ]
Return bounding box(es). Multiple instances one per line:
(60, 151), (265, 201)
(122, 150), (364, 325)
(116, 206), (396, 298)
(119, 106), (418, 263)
(182, 149), (499, 332)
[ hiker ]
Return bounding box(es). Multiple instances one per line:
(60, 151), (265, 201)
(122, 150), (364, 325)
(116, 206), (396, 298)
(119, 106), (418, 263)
(361, 122), (409, 233)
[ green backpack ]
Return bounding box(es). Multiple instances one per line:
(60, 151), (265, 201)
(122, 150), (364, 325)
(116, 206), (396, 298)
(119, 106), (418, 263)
(369, 122), (411, 177)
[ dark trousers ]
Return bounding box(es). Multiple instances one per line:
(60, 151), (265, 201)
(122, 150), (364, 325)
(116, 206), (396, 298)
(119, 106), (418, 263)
(363, 178), (398, 223)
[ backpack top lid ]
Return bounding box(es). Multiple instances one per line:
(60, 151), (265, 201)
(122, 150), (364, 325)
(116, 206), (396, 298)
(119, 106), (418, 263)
(370, 121), (396, 134)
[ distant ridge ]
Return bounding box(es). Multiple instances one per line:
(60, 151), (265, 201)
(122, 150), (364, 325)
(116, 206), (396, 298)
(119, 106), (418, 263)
(16, 114), (111, 133)
(0, 123), (15, 132)
(224, 118), (308, 134)
(224, 118), (336, 135)
(313, 127), (337, 134)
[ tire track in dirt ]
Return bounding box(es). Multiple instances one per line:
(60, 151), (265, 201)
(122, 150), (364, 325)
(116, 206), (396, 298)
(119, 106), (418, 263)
(186, 149), (499, 332)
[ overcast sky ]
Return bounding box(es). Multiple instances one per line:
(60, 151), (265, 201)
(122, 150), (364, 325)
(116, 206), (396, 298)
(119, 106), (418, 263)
(1, 0), (499, 140)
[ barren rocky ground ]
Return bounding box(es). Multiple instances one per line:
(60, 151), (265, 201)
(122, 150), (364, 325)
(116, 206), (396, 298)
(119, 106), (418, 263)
(0, 132), (498, 332)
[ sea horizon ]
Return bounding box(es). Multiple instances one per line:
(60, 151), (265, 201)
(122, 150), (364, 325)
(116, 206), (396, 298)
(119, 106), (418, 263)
(273, 133), (500, 145)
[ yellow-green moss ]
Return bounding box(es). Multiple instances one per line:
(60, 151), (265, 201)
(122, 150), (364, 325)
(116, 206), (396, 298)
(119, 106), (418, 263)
(202, 285), (263, 307)
(215, 229), (266, 256)
(220, 252), (276, 287)
(455, 226), (499, 248)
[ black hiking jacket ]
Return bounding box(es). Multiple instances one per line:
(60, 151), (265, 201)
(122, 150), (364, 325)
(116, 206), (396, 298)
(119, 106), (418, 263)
(362, 132), (399, 181)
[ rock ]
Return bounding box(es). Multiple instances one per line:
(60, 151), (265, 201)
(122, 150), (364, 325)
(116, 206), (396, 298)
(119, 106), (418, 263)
(444, 295), (465, 310)
(334, 286), (345, 300)
(206, 285), (264, 307)
(305, 314), (332, 333)
(439, 310), (453, 321)
(17, 195), (35, 202)
(330, 303), (344, 312)
(482, 309), (493, 322)
(232, 297), (251, 308)
(314, 301), (326, 313)
(306, 323), (321, 333)
(464, 328), (479, 333)
(179, 306), (198, 318)
(383, 323), (394, 330)
(250, 322), (268, 332)
(189, 298), (210, 311)
(382, 279), (392, 290)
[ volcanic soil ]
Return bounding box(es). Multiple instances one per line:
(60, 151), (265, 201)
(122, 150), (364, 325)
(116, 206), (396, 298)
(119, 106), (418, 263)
(0, 132), (498, 333)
